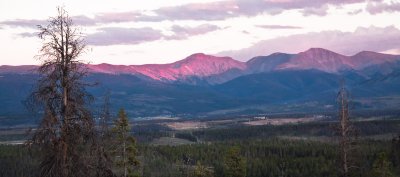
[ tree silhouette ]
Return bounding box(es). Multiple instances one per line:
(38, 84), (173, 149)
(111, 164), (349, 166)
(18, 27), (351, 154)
(26, 6), (96, 177)
(112, 108), (140, 177)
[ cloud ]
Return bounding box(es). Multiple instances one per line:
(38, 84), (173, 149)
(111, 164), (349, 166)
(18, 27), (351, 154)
(366, 1), (400, 14)
(148, 0), (372, 21)
(167, 24), (221, 40)
(382, 48), (400, 55)
(301, 5), (329, 16)
(72, 15), (97, 26)
(85, 24), (220, 45)
(217, 26), (400, 61)
(86, 27), (164, 46)
(10, 22), (220, 45)
(92, 11), (161, 23)
(18, 32), (38, 38)
(94, 12), (138, 23)
(256, 25), (302, 29)
(348, 9), (363, 15)
(153, 1), (238, 21)
(0, 19), (46, 28)
(0, 0), (379, 28)
(0, 15), (97, 28)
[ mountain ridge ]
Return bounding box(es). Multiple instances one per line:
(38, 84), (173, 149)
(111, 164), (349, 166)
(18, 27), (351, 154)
(1, 48), (399, 84)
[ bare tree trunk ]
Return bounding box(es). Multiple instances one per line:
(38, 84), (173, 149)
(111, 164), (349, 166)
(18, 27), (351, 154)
(337, 80), (353, 177)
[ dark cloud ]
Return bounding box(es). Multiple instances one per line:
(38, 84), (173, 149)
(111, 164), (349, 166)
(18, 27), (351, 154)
(256, 25), (302, 29)
(167, 24), (220, 40)
(86, 27), (164, 46)
(218, 26), (400, 61)
(366, 1), (400, 14)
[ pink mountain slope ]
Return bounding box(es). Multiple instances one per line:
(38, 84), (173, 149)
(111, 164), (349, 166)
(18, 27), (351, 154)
(87, 53), (247, 81)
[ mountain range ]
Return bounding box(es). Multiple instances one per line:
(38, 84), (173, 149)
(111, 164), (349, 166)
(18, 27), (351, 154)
(1, 48), (400, 122)
(3, 48), (400, 84)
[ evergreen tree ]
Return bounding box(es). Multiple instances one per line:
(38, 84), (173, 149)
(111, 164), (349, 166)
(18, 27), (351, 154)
(370, 152), (395, 177)
(193, 162), (214, 177)
(113, 108), (140, 177)
(391, 135), (400, 173)
(223, 146), (246, 177)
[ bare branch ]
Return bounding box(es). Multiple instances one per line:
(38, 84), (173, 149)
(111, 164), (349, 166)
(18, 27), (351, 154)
(26, 6), (100, 177)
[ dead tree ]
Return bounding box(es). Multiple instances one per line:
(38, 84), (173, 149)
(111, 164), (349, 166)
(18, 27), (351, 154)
(100, 90), (111, 137)
(26, 7), (96, 177)
(93, 90), (115, 177)
(337, 81), (357, 177)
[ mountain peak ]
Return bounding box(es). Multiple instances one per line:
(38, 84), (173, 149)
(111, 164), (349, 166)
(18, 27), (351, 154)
(302, 48), (337, 55)
(353, 50), (390, 57)
(277, 48), (349, 73)
(181, 53), (233, 63)
(187, 53), (207, 58)
(181, 53), (217, 62)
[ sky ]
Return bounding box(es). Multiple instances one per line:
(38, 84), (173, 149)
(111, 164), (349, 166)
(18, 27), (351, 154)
(0, 0), (399, 65)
